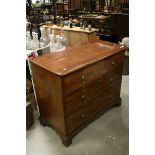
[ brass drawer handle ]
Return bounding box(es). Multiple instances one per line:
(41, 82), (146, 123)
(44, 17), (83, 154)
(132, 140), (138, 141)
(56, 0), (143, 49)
(81, 114), (85, 119)
(110, 78), (113, 82)
(81, 75), (85, 81)
(81, 95), (85, 99)
(112, 61), (115, 65)
(108, 95), (112, 99)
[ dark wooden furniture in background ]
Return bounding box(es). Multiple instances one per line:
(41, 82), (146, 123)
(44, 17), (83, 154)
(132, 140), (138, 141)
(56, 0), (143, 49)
(97, 13), (129, 43)
(29, 40), (126, 146)
(80, 0), (105, 12)
(107, 13), (129, 42)
(54, 0), (70, 17)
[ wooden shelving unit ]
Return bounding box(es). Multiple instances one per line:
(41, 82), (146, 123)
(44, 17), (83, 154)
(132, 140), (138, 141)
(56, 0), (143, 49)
(79, 0), (105, 12)
(42, 0), (71, 22)
(55, 0), (70, 17)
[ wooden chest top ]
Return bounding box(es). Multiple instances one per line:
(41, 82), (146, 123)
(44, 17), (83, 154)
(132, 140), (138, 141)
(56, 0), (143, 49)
(30, 40), (126, 76)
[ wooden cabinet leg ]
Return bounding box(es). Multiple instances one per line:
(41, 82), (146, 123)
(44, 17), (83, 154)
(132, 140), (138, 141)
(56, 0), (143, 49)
(61, 138), (72, 147)
(115, 97), (122, 107)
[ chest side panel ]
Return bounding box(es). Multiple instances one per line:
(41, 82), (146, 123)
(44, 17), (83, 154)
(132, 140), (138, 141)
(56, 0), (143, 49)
(30, 63), (66, 135)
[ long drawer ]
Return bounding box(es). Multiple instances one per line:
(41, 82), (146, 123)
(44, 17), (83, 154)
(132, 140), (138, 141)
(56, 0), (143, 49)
(63, 70), (83, 96)
(83, 62), (101, 84)
(99, 52), (124, 74)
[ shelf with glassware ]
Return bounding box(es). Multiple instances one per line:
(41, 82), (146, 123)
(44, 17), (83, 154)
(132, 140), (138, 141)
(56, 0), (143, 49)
(40, 24), (98, 46)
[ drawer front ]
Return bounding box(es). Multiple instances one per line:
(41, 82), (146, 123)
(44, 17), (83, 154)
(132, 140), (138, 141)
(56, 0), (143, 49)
(95, 84), (121, 110)
(63, 70), (83, 96)
(83, 73), (108, 90)
(107, 69), (123, 88)
(65, 75), (108, 115)
(83, 62), (101, 83)
(84, 82), (106, 103)
(66, 95), (107, 134)
(93, 93), (110, 110)
(114, 51), (125, 64)
(65, 84), (105, 115)
(99, 52), (124, 74)
(107, 84), (121, 104)
(65, 89), (84, 115)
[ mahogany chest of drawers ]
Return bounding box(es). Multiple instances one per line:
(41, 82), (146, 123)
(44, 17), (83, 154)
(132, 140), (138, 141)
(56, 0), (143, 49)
(29, 40), (126, 146)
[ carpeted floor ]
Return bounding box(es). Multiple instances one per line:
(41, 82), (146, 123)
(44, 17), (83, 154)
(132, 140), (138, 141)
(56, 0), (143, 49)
(26, 75), (129, 155)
